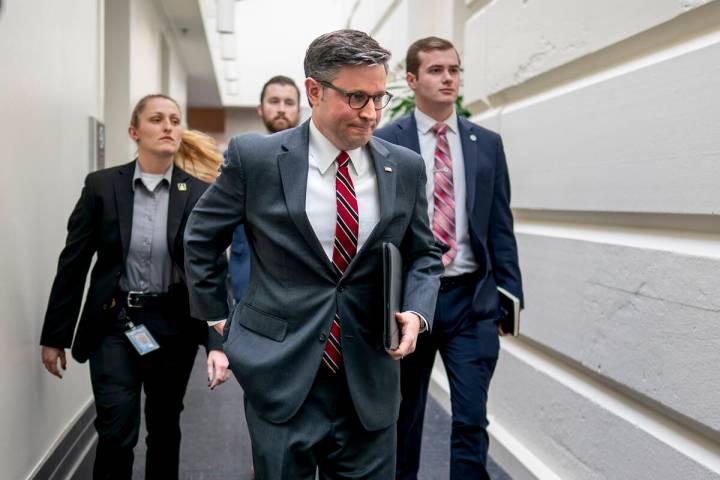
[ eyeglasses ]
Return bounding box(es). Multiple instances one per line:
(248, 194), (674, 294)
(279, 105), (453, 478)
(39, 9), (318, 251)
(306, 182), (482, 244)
(319, 80), (393, 110)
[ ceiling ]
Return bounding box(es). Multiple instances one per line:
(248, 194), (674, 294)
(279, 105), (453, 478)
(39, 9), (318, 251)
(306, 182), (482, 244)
(155, 0), (355, 108)
(155, 0), (222, 107)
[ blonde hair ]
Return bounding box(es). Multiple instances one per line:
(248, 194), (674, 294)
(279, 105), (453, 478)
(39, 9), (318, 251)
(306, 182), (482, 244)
(131, 94), (223, 182)
(176, 130), (223, 182)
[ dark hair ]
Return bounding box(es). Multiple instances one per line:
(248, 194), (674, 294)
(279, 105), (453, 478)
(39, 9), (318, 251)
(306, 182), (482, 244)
(304, 29), (391, 82)
(406, 36), (460, 76)
(260, 75), (300, 104)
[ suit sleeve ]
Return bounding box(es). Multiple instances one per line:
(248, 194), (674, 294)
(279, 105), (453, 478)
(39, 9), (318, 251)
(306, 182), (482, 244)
(488, 135), (524, 307)
(40, 176), (99, 348)
(400, 155), (444, 330)
(184, 137), (246, 321)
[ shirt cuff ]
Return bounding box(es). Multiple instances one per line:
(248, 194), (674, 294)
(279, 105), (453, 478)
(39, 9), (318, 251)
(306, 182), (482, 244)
(407, 311), (428, 333)
(207, 319), (226, 327)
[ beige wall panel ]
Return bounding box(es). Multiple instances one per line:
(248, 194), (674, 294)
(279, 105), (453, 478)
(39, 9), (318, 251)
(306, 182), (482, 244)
(516, 233), (720, 430)
(482, 42), (720, 214)
(347, 0), (397, 32)
(405, 0), (454, 47)
(489, 349), (720, 479)
(130, 0), (164, 104)
(0, 1), (101, 478)
(104, 0), (133, 166)
(463, 0), (714, 100)
(169, 46), (188, 118)
(367, 0), (408, 72)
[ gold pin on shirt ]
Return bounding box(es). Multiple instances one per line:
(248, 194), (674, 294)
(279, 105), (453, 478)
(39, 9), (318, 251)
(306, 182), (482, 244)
(178, 183), (187, 191)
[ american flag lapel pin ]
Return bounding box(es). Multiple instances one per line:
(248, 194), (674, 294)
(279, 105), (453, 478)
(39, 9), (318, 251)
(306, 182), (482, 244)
(384, 166), (393, 173)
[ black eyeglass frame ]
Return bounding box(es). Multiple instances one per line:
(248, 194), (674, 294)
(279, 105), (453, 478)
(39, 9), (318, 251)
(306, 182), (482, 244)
(318, 80), (393, 110)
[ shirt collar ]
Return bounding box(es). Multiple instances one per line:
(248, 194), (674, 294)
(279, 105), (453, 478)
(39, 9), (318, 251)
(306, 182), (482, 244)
(132, 161), (173, 192)
(414, 107), (458, 136)
(309, 118), (366, 176)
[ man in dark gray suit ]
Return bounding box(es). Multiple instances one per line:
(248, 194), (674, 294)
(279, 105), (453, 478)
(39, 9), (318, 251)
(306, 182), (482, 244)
(184, 30), (443, 479)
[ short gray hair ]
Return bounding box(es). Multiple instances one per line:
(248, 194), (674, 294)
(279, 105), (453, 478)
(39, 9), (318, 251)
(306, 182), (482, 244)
(304, 29), (391, 82)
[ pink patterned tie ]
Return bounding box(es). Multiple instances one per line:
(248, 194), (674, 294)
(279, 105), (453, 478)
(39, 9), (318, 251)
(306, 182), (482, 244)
(432, 123), (456, 266)
(323, 151), (358, 374)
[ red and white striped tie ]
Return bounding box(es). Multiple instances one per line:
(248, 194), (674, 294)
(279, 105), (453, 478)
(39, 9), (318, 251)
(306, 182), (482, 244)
(322, 151), (358, 374)
(432, 123), (457, 266)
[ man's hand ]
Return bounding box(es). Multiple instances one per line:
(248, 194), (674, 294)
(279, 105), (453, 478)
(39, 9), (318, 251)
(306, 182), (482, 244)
(498, 323), (510, 336)
(386, 311), (421, 360)
(42, 346), (67, 379)
(207, 350), (230, 389)
(212, 320), (227, 336)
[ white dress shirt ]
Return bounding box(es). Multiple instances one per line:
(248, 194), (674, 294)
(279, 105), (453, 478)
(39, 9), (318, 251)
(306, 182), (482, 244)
(212, 120), (428, 331)
(306, 119), (380, 258)
(415, 108), (479, 277)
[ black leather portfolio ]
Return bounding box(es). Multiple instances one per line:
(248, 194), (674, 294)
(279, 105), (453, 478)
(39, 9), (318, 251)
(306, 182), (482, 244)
(382, 242), (402, 350)
(497, 286), (520, 336)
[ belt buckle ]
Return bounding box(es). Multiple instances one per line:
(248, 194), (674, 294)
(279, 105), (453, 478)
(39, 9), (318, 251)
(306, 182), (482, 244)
(127, 291), (145, 308)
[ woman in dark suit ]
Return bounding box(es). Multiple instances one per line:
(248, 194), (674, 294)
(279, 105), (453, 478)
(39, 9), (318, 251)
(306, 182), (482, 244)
(40, 94), (229, 479)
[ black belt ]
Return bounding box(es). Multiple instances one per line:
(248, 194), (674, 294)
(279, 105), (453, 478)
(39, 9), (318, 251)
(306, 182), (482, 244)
(119, 290), (170, 309)
(439, 271), (481, 292)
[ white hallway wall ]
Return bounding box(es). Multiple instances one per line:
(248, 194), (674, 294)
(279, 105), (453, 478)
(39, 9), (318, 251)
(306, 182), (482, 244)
(466, 0), (720, 478)
(348, 0), (720, 478)
(0, 2), (102, 479)
(106, 0), (190, 167)
(0, 1), (191, 478)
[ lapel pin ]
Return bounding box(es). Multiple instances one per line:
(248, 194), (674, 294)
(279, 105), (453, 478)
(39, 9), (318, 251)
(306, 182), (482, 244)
(177, 183), (187, 191)
(469, 134), (477, 142)
(384, 166), (393, 173)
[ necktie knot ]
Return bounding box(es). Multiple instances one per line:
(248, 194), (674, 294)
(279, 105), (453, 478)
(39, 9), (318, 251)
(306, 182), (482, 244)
(336, 151), (351, 169)
(432, 123), (448, 136)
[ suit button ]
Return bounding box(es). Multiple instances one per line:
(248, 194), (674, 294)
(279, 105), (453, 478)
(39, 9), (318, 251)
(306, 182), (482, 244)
(318, 332), (327, 342)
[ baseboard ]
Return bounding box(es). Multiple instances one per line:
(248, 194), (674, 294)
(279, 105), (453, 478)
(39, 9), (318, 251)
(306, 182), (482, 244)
(487, 418), (561, 480)
(429, 353), (561, 480)
(30, 401), (97, 480)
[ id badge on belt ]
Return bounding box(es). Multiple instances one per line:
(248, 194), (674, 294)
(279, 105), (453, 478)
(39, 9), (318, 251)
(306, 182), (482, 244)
(117, 308), (160, 355)
(125, 322), (160, 355)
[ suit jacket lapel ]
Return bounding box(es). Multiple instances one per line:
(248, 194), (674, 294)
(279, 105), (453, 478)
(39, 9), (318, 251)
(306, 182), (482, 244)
(114, 161), (136, 262)
(167, 166), (190, 258)
(396, 113), (421, 155)
(458, 116), (478, 215)
(278, 122), (338, 278)
(344, 138), (396, 276)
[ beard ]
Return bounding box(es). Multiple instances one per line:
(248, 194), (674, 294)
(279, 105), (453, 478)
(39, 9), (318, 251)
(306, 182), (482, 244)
(263, 114), (297, 133)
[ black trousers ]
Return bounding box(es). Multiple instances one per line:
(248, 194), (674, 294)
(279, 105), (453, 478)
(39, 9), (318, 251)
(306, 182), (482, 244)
(245, 368), (396, 479)
(396, 281), (499, 480)
(89, 308), (198, 480)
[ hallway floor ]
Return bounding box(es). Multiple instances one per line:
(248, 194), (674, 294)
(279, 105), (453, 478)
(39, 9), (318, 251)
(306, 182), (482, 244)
(131, 351), (511, 479)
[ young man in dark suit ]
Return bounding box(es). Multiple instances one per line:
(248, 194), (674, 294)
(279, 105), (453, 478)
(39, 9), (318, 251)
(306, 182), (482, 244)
(185, 30), (443, 479)
(375, 37), (524, 480)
